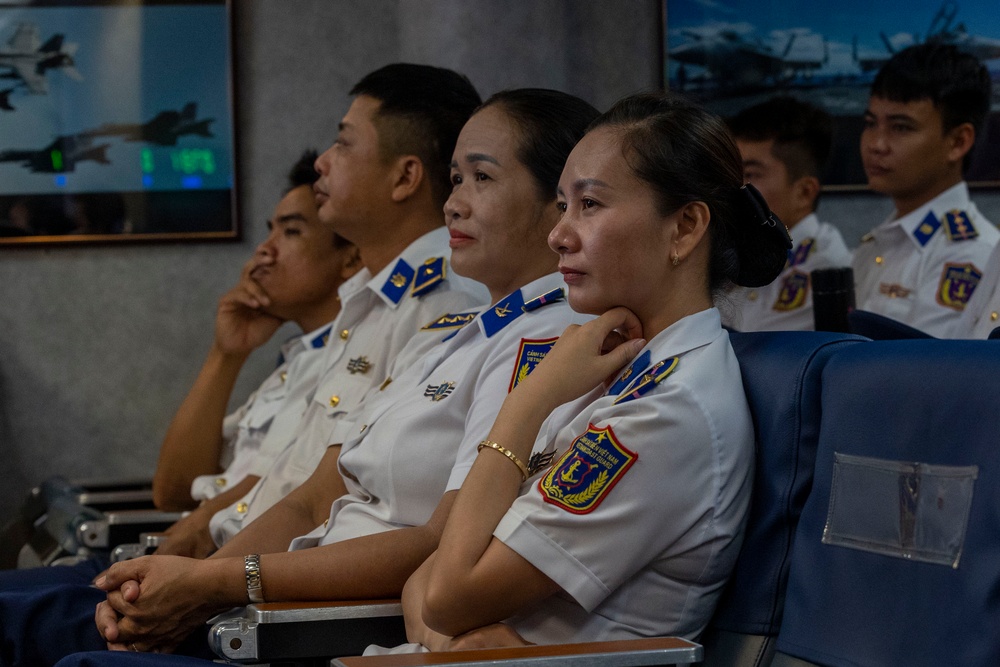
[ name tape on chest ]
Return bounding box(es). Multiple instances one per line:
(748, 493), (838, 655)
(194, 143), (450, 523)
(539, 423), (637, 514)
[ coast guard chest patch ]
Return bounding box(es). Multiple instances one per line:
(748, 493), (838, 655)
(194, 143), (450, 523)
(937, 262), (981, 311)
(539, 423), (636, 514)
(773, 270), (809, 311)
(508, 337), (558, 392)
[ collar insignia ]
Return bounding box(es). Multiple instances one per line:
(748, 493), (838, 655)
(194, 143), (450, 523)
(522, 287), (565, 312)
(380, 259), (415, 304)
(608, 350), (651, 396)
(614, 356), (680, 404)
(311, 326), (332, 349)
(944, 210), (979, 242)
(424, 381), (456, 401)
(480, 289), (526, 337)
(787, 239), (815, 268)
(912, 211), (941, 247)
(411, 257), (447, 297)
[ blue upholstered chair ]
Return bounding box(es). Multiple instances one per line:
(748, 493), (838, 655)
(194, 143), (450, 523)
(772, 340), (1000, 667)
(700, 331), (865, 667)
(847, 309), (932, 340)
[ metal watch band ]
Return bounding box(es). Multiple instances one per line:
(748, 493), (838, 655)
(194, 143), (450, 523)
(244, 553), (264, 603)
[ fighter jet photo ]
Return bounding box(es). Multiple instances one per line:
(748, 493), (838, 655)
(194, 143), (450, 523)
(0, 23), (82, 96)
(0, 134), (111, 173)
(84, 102), (215, 146)
(853, 1), (1000, 73)
(670, 26), (826, 89)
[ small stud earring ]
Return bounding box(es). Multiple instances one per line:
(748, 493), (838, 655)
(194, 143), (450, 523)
(671, 253), (680, 266)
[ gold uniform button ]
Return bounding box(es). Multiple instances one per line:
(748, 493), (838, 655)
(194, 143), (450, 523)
(236, 502), (248, 514)
(748, 291), (758, 302)
(323, 518), (329, 529)
(992, 312), (998, 322)
(214, 477), (226, 488)
(280, 371), (288, 384)
(875, 256), (883, 265)
(329, 395), (340, 407)
(339, 329), (350, 340)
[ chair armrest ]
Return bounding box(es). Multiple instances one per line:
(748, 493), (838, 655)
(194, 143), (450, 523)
(209, 599), (406, 664)
(330, 637), (703, 667)
(110, 532), (168, 563)
(75, 509), (184, 549)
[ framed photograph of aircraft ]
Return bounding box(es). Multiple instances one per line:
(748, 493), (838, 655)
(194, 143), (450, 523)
(664, 0), (1000, 190)
(0, 0), (236, 246)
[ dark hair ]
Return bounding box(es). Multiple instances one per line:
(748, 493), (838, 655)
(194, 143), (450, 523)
(286, 149), (351, 249)
(728, 96), (832, 183)
(591, 92), (790, 290)
(286, 149), (320, 192)
(351, 63), (482, 208)
(872, 43), (991, 170)
(478, 89), (600, 199)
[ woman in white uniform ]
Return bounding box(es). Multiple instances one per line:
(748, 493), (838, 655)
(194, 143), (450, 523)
(37, 90), (601, 665)
(400, 92), (792, 652)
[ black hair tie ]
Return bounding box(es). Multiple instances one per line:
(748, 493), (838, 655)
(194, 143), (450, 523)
(740, 183), (792, 250)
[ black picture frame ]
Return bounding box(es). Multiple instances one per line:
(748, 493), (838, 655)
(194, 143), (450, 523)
(663, 0), (1000, 191)
(0, 0), (238, 246)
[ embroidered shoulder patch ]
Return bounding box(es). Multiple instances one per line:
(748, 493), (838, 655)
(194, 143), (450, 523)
(421, 311), (479, 331)
(772, 270), (810, 311)
(539, 423), (636, 514)
(937, 262), (982, 311)
(508, 337), (558, 392)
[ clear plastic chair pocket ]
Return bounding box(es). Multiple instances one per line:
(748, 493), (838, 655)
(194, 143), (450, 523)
(822, 452), (978, 568)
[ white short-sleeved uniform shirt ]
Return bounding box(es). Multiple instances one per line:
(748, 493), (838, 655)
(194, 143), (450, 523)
(288, 274), (591, 551)
(724, 213), (852, 332)
(951, 240), (1000, 338)
(209, 227), (488, 546)
(494, 307), (753, 644)
(189, 323), (332, 502)
(852, 182), (999, 337)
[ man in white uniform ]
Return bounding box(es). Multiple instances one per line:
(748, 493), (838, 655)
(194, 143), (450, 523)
(852, 43), (997, 337)
(150, 151), (360, 558)
(206, 63), (488, 547)
(724, 97), (851, 331)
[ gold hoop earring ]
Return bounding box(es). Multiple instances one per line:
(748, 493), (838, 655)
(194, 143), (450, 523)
(671, 253), (680, 267)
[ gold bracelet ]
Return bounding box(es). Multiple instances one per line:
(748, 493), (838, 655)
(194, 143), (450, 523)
(478, 440), (528, 481)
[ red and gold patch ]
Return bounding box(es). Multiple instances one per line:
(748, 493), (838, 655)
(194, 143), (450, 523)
(539, 423), (637, 514)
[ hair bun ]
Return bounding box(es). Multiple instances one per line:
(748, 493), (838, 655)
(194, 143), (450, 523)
(729, 184), (792, 287)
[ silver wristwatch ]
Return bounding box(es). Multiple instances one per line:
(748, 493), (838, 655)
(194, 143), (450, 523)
(244, 554), (264, 603)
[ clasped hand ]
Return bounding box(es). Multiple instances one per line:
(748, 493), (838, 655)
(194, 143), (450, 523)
(94, 555), (216, 653)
